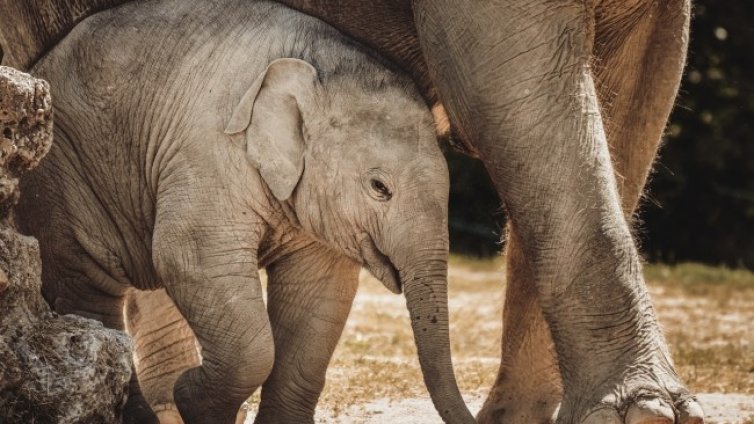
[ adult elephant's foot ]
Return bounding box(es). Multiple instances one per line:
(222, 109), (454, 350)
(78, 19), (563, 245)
(475, 316), (562, 424)
(558, 357), (704, 424)
(577, 393), (703, 424)
(477, 394), (559, 424)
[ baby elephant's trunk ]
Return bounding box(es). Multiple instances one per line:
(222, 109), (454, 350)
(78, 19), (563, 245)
(394, 240), (475, 423)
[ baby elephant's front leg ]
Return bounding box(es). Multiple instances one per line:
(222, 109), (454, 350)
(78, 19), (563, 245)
(154, 210), (273, 424)
(255, 242), (360, 424)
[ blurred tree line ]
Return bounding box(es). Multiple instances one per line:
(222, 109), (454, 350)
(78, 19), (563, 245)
(446, 0), (754, 269)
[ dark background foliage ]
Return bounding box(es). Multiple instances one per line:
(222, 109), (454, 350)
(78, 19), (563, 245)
(446, 0), (754, 270)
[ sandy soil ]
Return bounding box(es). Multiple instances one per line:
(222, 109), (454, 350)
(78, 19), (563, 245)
(247, 261), (754, 423)
(246, 393), (754, 423)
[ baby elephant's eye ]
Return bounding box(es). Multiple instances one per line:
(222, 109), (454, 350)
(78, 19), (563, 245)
(370, 178), (392, 200)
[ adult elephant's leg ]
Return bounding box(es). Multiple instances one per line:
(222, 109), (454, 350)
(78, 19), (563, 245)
(477, 228), (561, 424)
(477, 1), (693, 423)
(594, 0), (690, 216)
(413, 1), (702, 423)
(255, 242), (359, 424)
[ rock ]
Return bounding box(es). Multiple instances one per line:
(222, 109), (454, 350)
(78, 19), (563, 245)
(0, 66), (132, 424)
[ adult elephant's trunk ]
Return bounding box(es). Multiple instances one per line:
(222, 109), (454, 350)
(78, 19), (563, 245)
(394, 245), (475, 423)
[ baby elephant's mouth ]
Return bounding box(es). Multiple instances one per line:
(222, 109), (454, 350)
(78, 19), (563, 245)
(359, 236), (401, 294)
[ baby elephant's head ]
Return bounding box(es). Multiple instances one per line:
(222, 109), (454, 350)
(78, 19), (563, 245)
(225, 58), (467, 419)
(225, 58), (449, 293)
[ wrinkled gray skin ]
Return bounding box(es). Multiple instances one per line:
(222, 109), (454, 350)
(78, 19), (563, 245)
(271, 1), (703, 424)
(3, 0), (705, 423)
(16, 1), (468, 423)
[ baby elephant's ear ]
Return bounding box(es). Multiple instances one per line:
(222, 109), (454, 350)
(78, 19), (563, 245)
(225, 58), (320, 201)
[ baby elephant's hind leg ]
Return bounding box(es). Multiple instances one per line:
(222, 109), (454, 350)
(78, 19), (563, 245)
(126, 289), (200, 424)
(126, 289), (252, 424)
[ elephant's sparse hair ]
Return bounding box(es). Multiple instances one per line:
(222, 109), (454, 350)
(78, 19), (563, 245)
(268, 4), (422, 103)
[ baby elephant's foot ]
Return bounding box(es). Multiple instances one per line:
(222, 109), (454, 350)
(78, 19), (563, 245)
(174, 368), (254, 424)
(562, 370), (704, 424)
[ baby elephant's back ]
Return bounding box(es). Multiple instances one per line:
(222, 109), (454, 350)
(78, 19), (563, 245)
(17, 0), (397, 295)
(34, 0), (328, 92)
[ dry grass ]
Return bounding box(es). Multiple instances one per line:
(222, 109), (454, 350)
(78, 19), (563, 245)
(317, 256), (506, 414)
(647, 264), (754, 394)
(255, 258), (754, 415)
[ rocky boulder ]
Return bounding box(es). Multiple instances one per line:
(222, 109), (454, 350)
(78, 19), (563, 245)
(0, 65), (132, 424)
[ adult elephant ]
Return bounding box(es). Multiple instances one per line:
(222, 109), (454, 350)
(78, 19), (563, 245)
(0, 1), (702, 423)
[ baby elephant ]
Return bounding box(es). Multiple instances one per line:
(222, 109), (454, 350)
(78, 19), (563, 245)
(17, 0), (473, 423)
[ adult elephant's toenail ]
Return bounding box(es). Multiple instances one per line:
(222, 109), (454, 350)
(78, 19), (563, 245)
(626, 397), (674, 424)
(582, 408), (622, 424)
(677, 398), (705, 424)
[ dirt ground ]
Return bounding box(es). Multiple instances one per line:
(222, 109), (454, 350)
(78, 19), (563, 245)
(247, 258), (754, 423)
